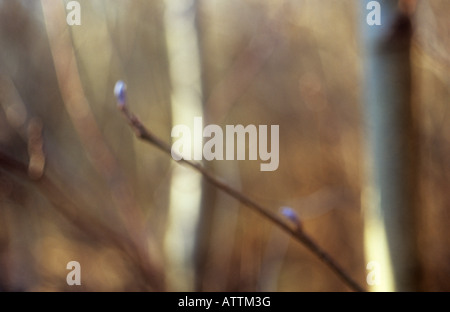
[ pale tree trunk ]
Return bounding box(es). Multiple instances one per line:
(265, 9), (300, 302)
(360, 0), (421, 291)
(164, 0), (204, 291)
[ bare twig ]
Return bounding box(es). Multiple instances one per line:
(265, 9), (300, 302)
(118, 104), (365, 292)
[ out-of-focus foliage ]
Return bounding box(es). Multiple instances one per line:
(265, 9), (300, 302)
(0, 0), (448, 291)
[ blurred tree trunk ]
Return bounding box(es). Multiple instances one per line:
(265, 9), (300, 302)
(360, 0), (421, 291)
(0, 2), (48, 291)
(164, 0), (204, 291)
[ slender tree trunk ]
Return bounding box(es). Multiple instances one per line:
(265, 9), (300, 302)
(164, 0), (204, 291)
(360, 0), (421, 291)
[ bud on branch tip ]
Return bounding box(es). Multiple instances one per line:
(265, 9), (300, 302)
(281, 206), (301, 228)
(114, 80), (127, 108)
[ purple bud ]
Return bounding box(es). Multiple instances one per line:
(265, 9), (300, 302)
(114, 80), (127, 108)
(281, 206), (300, 224)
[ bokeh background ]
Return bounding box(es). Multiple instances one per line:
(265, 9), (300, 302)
(0, 0), (449, 291)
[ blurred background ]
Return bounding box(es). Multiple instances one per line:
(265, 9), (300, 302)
(0, 0), (448, 291)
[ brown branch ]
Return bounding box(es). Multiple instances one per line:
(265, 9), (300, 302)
(118, 105), (365, 292)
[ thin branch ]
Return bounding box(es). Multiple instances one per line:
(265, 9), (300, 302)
(118, 104), (365, 292)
